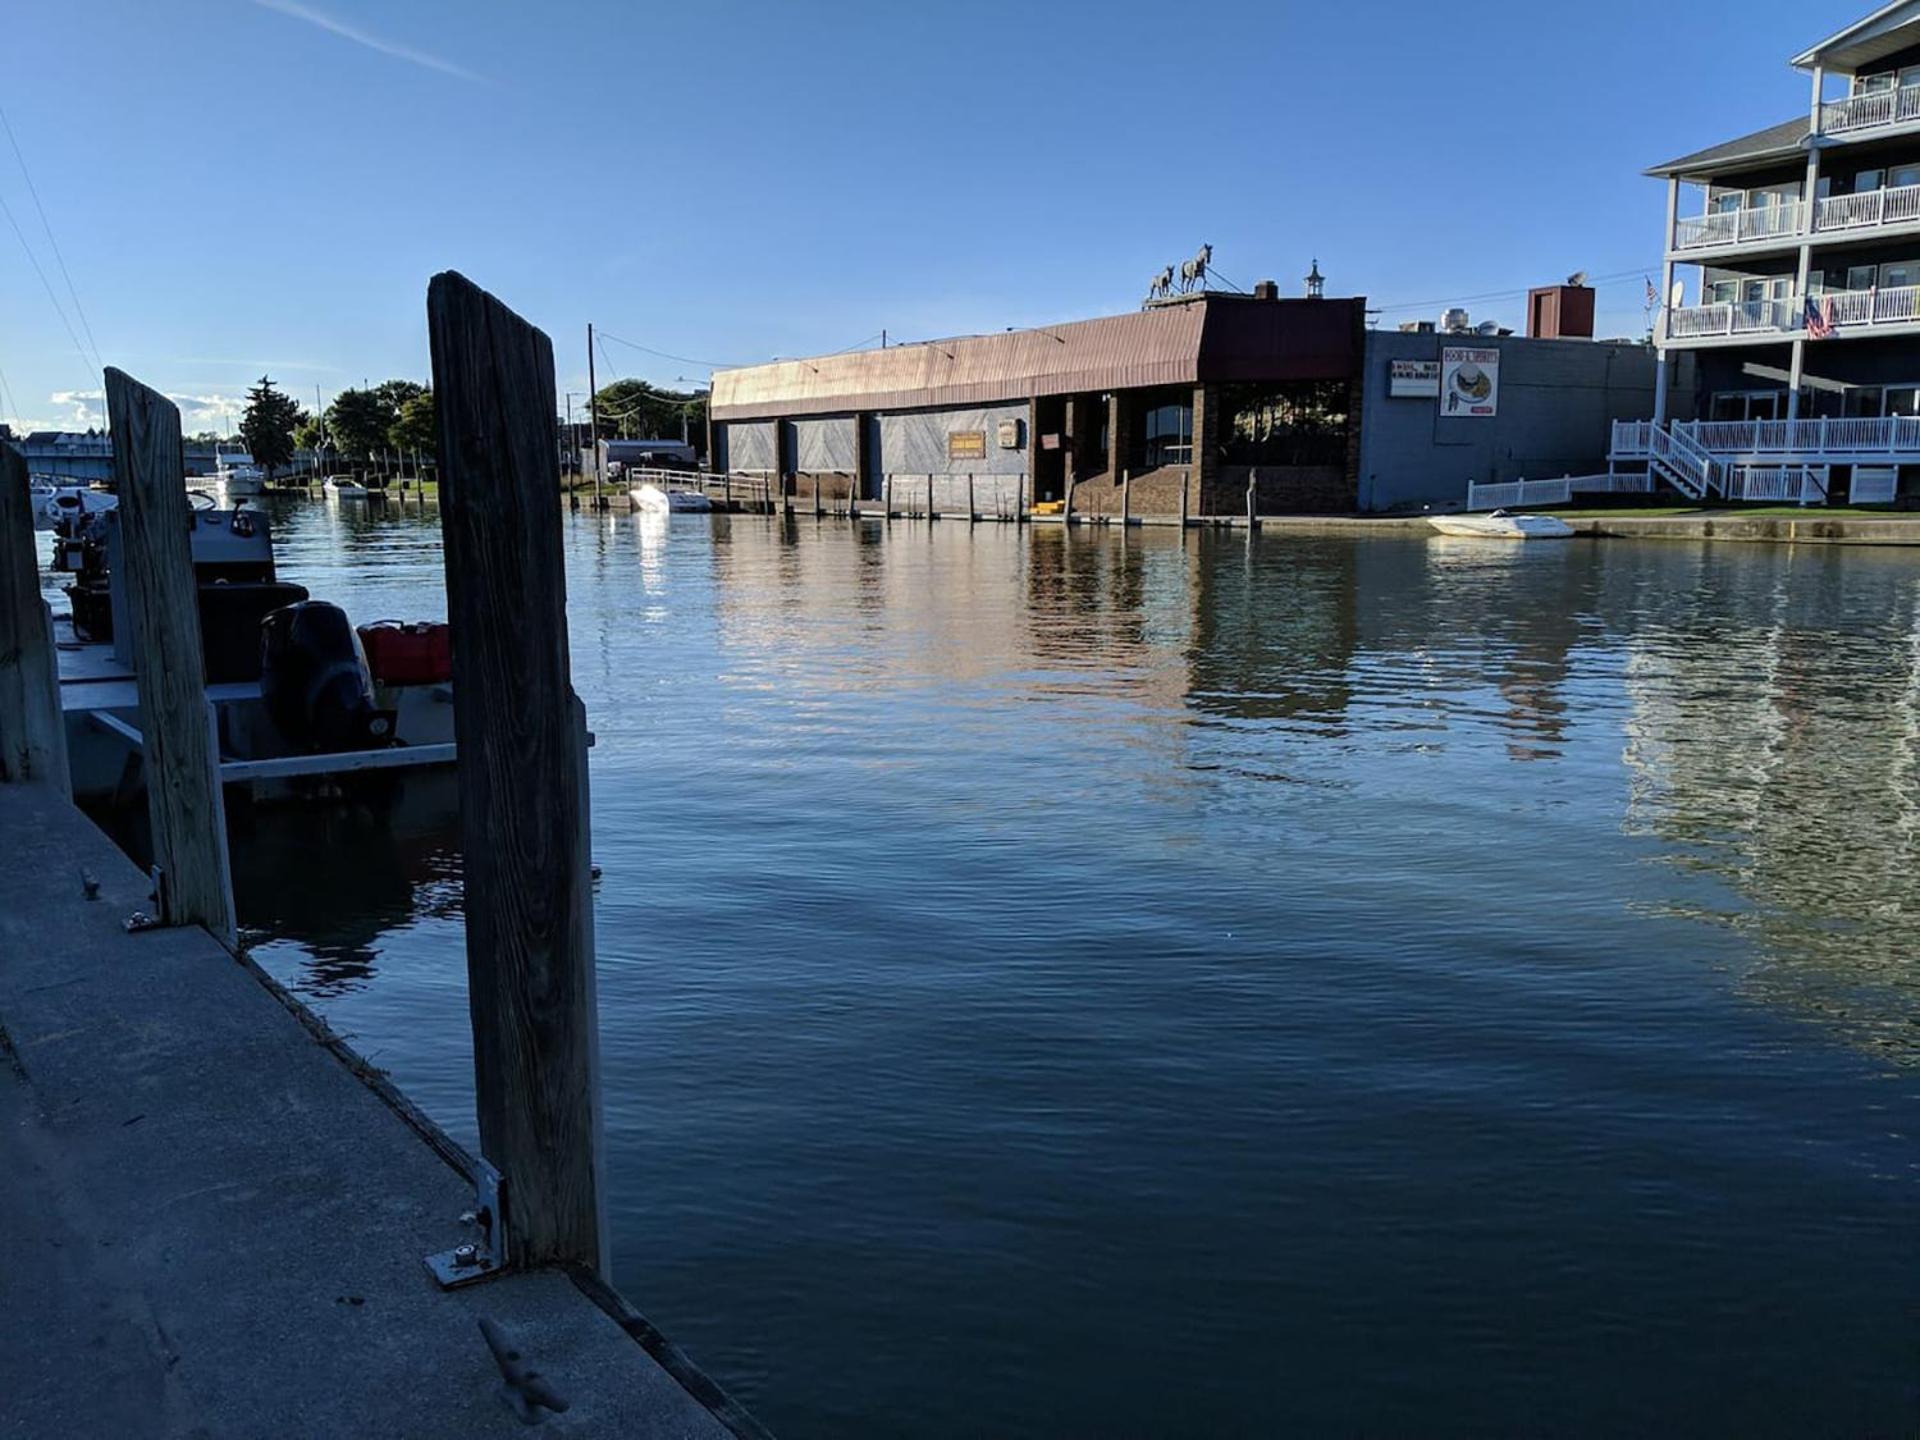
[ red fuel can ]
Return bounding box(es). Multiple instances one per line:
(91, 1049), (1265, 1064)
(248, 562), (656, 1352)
(357, 621), (453, 687)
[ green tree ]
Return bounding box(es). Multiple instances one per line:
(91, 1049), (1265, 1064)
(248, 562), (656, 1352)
(388, 389), (435, 457)
(238, 376), (305, 481)
(324, 388), (392, 460)
(590, 379), (704, 442)
(293, 416), (325, 452)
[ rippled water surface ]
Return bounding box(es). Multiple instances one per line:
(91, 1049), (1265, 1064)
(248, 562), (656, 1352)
(228, 501), (1917, 1435)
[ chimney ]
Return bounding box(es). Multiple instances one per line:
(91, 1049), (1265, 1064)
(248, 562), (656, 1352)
(1528, 283), (1596, 339)
(1252, 279), (1280, 301)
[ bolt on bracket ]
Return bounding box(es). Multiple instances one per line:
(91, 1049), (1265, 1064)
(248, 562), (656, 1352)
(424, 1159), (509, 1289)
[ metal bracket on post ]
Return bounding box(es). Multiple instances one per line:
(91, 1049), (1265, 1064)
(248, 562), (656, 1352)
(425, 1159), (510, 1289)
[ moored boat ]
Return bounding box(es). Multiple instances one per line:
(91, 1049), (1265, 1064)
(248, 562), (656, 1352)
(323, 474), (369, 500)
(630, 483), (714, 514)
(1429, 509), (1575, 540)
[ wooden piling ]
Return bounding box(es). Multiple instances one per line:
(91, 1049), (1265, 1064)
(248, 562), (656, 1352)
(427, 272), (606, 1275)
(967, 473), (976, 524)
(1017, 471), (1027, 525)
(105, 369), (236, 946)
(1063, 475), (1077, 527)
(1120, 468), (1131, 528)
(0, 445), (70, 794)
(883, 473), (893, 520)
(1246, 468), (1259, 529)
(1180, 469), (1191, 528)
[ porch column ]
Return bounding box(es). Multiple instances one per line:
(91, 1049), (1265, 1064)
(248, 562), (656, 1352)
(1657, 177), (1679, 424)
(1107, 391), (1132, 482)
(1789, 65), (1826, 424)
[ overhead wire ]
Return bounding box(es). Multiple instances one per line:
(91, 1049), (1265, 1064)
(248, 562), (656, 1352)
(0, 104), (100, 369)
(1371, 267), (1653, 316)
(596, 328), (739, 371)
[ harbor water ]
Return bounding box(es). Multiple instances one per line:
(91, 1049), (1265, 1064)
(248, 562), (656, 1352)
(182, 503), (1919, 1434)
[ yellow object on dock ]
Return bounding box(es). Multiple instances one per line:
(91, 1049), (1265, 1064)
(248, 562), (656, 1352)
(1031, 500), (1065, 515)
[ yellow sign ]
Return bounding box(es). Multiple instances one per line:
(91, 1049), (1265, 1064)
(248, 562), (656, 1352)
(948, 430), (987, 461)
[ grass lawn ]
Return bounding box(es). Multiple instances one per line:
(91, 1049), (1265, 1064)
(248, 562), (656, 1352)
(1553, 505), (1903, 520)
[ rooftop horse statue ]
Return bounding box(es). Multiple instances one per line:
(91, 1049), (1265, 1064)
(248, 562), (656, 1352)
(1146, 265), (1175, 302)
(1179, 243), (1212, 294)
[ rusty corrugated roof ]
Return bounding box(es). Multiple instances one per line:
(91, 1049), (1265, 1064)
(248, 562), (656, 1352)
(709, 296), (1362, 421)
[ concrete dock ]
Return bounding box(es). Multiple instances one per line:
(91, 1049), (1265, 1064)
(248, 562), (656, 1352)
(0, 783), (759, 1439)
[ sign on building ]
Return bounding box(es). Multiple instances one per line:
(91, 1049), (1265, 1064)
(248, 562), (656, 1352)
(948, 430), (988, 461)
(997, 419), (1023, 449)
(1388, 360), (1441, 398)
(1440, 347), (1500, 418)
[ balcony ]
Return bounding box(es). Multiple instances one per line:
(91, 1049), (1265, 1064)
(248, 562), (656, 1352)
(1674, 201), (1806, 253)
(1821, 85), (1920, 139)
(1666, 286), (1920, 344)
(1814, 181), (1920, 233)
(1667, 297), (1803, 340)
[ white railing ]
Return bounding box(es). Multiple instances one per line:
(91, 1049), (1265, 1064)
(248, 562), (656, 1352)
(1822, 84), (1920, 136)
(1464, 477), (1572, 511)
(1674, 201), (1806, 251)
(1610, 420), (1654, 457)
(624, 466), (775, 506)
(1670, 417), (1920, 458)
(1651, 423), (1719, 496)
(1724, 466), (1830, 504)
(1815, 183), (1920, 233)
(1667, 299), (1802, 340)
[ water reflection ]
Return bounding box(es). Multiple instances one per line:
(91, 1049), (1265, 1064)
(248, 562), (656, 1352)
(228, 504), (1916, 1437)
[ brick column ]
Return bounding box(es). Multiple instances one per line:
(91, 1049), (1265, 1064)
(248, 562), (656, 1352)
(1193, 383), (1220, 510)
(1107, 391), (1132, 482)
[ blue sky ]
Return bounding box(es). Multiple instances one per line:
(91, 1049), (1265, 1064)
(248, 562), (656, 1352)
(0, 0), (1867, 433)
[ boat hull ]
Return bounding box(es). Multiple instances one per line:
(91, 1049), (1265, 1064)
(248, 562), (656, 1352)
(631, 484), (713, 514)
(1430, 513), (1575, 540)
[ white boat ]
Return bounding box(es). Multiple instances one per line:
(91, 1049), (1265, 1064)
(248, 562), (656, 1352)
(323, 474), (369, 500)
(214, 445), (266, 498)
(1429, 509), (1575, 540)
(630, 483), (713, 514)
(40, 484), (118, 530)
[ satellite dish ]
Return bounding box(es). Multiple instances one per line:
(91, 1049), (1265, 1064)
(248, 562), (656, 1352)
(1567, 271), (1589, 287)
(1670, 280), (1686, 308)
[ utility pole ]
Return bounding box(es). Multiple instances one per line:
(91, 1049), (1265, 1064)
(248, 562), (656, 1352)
(564, 393), (575, 479)
(586, 323), (601, 508)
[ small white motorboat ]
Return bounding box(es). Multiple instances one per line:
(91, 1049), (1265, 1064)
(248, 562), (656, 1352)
(630, 484), (713, 514)
(323, 474), (369, 501)
(214, 444), (266, 498)
(1429, 509), (1575, 540)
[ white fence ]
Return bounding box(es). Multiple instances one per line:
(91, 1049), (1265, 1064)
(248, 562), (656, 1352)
(1723, 467), (1830, 504)
(1852, 467), (1900, 505)
(1674, 200), (1807, 251)
(1463, 474), (1646, 512)
(1822, 84), (1920, 137)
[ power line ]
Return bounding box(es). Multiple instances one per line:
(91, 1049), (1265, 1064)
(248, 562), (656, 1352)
(0, 104), (100, 367)
(1371, 267), (1652, 316)
(596, 328), (739, 371)
(0, 186), (98, 391)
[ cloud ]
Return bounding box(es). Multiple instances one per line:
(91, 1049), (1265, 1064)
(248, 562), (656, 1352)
(43, 388), (252, 433)
(249, 0), (486, 83)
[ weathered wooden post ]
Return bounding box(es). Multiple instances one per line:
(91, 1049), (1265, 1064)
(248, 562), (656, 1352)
(105, 371), (237, 944)
(1121, 468), (1131, 528)
(967, 472), (976, 523)
(1017, 471), (1027, 525)
(427, 272), (606, 1275)
(0, 445), (69, 794)
(812, 474), (822, 518)
(927, 474), (938, 521)
(883, 473), (893, 521)
(1180, 468), (1191, 528)
(1063, 474), (1077, 527)
(1246, 468), (1259, 529)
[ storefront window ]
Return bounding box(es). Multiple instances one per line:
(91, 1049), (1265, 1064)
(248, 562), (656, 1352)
(1222, 381), (1350, 468)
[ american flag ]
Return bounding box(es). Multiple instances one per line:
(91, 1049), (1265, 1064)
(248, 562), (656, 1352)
(1806, 295), (1836, 340)
(1646, 276), (1659, 309)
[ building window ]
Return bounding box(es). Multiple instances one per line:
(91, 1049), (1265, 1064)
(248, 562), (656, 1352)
(1888, 387), (1920, 418)
(1222, 381), (1350, 468)
(1140, 399), (1193, 469)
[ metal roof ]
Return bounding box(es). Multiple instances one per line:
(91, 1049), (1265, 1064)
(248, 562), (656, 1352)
(709, 296), (1363, 421)
(1793, 1), (1920, 72)
(1645, 116), (1810, 180)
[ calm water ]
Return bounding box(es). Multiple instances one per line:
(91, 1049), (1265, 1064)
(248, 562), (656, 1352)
(202, 502), (1920, 1434)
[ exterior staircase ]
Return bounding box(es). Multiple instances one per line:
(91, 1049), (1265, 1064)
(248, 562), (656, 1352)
(1646, 423), (1719, 499)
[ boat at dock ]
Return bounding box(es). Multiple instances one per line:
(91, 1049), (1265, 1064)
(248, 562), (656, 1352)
(35, 482), (117, 531)
(214, 444), (266, 498)
(1429, 509), (1575, 540)
(323, 474), (369, 500)
(630, 482), (714, 514)
(51, 498), (455, 805)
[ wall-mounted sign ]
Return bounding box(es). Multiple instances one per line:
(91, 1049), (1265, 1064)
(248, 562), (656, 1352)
(997, 419), (1023, 450)
(949, 430), (988, 461)
(1440, 347), (1500, 418)
(1389, 360), (1441, 398)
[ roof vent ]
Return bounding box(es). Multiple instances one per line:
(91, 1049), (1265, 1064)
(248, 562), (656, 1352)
(1252, 279), (1280, 301)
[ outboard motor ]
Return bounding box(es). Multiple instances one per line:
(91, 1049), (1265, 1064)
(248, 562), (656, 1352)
(260, 602), (396, 753)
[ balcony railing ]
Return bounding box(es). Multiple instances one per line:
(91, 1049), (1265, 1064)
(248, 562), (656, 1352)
(1675, 417), (1920, 456)
(1668, 298), (1803, 339)
(1814, 182), (1920, 233)
(1820, 283), (1920, 328)
(1822, 84), (1920, 137)
(1674, 201), (1806, 252)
